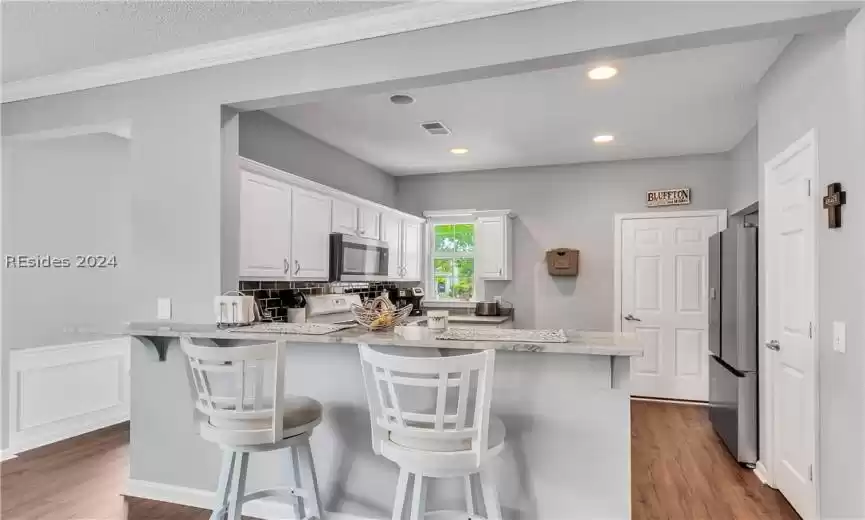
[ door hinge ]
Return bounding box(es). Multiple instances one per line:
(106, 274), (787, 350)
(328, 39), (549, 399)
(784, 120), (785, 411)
(808, 464), (813, 482)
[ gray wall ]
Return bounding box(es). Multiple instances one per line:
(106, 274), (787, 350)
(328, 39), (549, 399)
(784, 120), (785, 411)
(2, 134), (131, 350)
(396, 154), (730, 330)
(727, 125), (759, 213)
(1, 134), (131, 451)
(238, 111), (396, 206)
(756, 21), (865, 519)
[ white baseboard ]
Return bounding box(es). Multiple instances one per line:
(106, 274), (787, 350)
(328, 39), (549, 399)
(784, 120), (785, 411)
(754, 461), (772, 486)
(630, 396), (709, 406)
(8, 338), (131, 455)
(126, 479), (375, 520)
(0, 449), (18, 462)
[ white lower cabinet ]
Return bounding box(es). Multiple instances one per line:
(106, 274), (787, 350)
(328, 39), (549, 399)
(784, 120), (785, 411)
(239, 170), (291, 278)
(290, 187), (332, 280)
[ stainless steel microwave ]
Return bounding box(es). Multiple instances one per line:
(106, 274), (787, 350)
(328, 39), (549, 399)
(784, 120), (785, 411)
(328, 233), (389, 282)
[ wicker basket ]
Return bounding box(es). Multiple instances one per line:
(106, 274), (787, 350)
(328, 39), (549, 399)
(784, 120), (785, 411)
(350, 295), (414, 331)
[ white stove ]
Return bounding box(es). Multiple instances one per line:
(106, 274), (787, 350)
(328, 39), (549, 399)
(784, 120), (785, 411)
(304, 294), (363, 325)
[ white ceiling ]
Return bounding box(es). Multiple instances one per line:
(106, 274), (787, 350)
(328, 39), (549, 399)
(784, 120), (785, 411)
(267, 38), (789, 175)
(1, 0), (401, 83)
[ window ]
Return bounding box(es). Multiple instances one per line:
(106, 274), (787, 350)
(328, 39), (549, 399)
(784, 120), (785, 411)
(431, 222), (476, 300)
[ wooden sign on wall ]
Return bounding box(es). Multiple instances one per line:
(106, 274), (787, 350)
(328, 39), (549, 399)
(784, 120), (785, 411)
(646, 188), (691, 208)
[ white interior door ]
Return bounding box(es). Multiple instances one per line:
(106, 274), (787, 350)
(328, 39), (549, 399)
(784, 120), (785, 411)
(621, 215), (719, 401)
(766, 133), (817, 519)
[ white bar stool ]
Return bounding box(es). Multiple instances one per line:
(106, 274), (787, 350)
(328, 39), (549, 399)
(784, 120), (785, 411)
(181, 336), (325, 520)
(358, 343), (504, 520)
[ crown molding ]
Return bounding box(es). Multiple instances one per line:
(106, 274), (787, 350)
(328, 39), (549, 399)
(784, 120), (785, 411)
(2, 1), (571, 104)
(2, 120), (132, 142)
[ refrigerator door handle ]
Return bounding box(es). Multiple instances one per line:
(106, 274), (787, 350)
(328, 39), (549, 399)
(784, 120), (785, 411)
(765, 340), (781, 351)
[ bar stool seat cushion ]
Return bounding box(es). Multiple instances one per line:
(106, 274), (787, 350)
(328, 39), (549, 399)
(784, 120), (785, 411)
(388, 415), (506, 453)
(207, 395), (323, 440)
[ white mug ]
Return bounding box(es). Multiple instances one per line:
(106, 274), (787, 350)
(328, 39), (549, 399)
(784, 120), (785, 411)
(427, 310), (449, 331)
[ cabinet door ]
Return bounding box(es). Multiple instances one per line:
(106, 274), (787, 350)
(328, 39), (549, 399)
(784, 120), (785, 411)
(331, 198), (358, 235)
(402, 221), (423, 281)
(358, 207), (381, 240)
(477, 216), (505, 279)
(381, 214), (403, 279)
(239, 170), (291, 278)
(291, 188), (332, 280)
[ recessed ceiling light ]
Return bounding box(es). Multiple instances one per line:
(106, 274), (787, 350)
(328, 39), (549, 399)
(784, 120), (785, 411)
(593, 135), (615, 144)
(588, 66), (618, 80)
(389, 94), (415, 105)
(450, 148), (469, 155)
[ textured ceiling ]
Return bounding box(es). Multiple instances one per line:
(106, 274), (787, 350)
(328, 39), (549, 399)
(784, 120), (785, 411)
(2, 1), (402, 83)
(267, 38), (789, 175)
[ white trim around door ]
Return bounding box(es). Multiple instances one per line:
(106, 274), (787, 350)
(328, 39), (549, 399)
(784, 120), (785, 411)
(761, 129), (820, 520)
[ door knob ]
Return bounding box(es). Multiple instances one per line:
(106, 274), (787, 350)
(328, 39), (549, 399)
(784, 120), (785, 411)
(766, 340), (781, 351)
(624, 314), (641, 322)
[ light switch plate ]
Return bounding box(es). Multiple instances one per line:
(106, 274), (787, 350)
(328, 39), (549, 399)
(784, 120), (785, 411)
(833, 321), (846, 353)
(157, 298), (172, 320)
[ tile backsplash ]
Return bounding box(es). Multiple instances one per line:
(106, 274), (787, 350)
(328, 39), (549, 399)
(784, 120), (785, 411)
(238, 280), (419, 322)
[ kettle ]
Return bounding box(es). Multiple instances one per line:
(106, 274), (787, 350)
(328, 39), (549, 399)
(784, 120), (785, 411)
(474, 300), (500, 316)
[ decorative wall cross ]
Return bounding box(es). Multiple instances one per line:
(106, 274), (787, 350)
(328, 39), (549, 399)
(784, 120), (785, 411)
(822, 182), (847, 229)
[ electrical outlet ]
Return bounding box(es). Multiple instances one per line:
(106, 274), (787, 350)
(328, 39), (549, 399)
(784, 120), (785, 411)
(833, 321), (846, 353)
(493, 295), (503, 304)
(157, 298), (172, 320)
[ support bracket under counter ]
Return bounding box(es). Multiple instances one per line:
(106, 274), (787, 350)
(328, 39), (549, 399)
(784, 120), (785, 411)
(137, 335), (171, 362)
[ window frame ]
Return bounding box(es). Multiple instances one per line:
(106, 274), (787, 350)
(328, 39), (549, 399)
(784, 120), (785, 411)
(425, 215), (483, 303)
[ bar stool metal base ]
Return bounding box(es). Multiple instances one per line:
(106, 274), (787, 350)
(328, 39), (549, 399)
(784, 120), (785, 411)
(211, 433), (323, 520)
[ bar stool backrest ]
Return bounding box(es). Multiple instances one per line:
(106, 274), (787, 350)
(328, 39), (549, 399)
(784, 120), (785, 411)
(181, 335), (286, 446)
(358, 343), (496, 468)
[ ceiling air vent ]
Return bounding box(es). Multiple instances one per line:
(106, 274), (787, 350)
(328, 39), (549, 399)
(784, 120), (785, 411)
(420, 121), (451, 136)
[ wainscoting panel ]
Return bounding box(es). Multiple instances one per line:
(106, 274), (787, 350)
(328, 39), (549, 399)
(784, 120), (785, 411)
(8, 338), (130, 454)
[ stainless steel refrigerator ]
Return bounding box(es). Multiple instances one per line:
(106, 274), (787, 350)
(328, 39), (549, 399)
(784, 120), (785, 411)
(708, 224), (759, 466)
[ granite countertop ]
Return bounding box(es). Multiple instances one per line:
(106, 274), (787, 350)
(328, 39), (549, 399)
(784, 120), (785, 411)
(102, 322), (642, 356)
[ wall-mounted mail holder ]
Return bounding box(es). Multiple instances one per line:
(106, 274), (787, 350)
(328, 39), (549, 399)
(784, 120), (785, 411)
(545, 248), (579, 276)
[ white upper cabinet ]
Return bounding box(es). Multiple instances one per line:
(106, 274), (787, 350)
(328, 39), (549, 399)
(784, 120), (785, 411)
(239, 170), (292, 279)
(331, 198), (359, 235)
(477, 211), (513, 280)
(381, 213), (403, 280)
(290, 187), (332, 280)
(402, 220), (423, 281)
(238, 158), (423, 284)
(358, 206), (381, 240)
